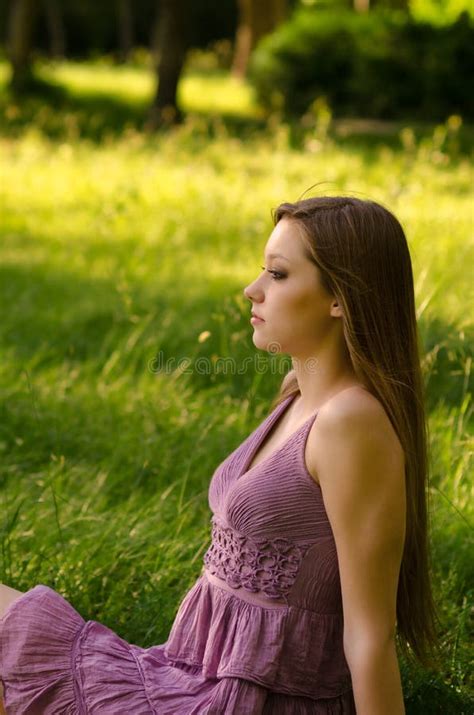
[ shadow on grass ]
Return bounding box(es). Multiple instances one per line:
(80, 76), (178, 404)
(2, 72), (473, 157)
(420, 316), (473, 413)
(403, 669), (474, 714)
(1, 77), (267, 144)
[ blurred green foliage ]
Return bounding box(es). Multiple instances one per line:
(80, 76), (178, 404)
(250, 9), (474, 121)
(1, 0), (473, 62)
(409, 0), (473, 24)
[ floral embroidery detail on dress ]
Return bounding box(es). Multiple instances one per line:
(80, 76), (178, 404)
(202, 516), (312, 599)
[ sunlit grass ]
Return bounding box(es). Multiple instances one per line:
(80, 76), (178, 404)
(0, 60), (9, 85)
(0, 59), (472, 711)
(180, 70), (263, 118)
(40, 60), (155, 104)
(9, 57), (263, 118)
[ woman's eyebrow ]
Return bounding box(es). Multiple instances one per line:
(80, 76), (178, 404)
(265, 252), (290, 262)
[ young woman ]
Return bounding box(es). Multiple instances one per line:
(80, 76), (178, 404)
(0, 196), (439, 713)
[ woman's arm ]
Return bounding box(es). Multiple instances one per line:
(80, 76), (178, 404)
(307, 390), (406, 714)
(343, 635), (405, 713)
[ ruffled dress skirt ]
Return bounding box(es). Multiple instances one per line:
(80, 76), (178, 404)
(0, 577), (356, 714)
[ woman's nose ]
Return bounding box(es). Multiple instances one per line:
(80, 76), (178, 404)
(243, 278), (260, 302)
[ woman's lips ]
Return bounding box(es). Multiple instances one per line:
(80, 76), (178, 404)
(251, 316), (264, 324)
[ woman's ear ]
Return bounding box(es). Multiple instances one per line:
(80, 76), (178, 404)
(330, 300), (343, 318)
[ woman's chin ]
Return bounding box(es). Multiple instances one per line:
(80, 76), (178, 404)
(252, 333), (283, 355)
(251, 334), (266, 350)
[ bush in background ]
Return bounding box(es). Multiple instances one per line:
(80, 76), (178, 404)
(249, 8), (474, 121)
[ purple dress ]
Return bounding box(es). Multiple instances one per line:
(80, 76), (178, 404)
(0, 392), (356, 713)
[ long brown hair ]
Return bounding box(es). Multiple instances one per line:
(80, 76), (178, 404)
(271, 196), (440, 670)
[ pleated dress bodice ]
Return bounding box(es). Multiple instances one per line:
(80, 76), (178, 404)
(164, 393), (353, 702)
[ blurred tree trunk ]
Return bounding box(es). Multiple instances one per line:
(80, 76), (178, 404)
(8, 0), (38, 92)
(232, 0), (287, 79)
(148, 0), (191, 128)
(43, 0), (65, 58)
(117, 0), (134, 63)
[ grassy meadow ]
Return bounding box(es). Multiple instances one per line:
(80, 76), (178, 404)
(0, 57), (472, 712)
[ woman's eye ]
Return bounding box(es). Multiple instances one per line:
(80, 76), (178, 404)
(260, 266), (285, 280)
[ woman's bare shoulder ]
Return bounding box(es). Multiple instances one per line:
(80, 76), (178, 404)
(319, 385), (397, 436)
(306, 385), (405, 483)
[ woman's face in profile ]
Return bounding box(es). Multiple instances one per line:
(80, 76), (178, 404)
(243, 217), (339, 360)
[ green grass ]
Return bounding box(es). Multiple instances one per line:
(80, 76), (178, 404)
(0, 58), (473, 712)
